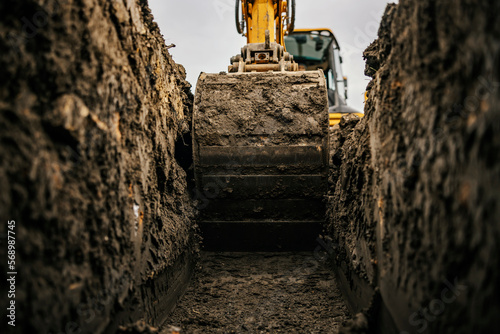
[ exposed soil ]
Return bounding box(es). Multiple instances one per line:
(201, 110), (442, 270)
(167, 252), (350, 333)
(328, 1), (500, 333)
(1, 0), (500, 333)
(0, 0), (196, 332)
(194, 71), (328, 147)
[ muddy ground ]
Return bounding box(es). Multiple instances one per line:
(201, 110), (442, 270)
(166, 252), (350, 334)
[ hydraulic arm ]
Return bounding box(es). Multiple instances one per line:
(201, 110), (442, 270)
(230, 0), (298, 72)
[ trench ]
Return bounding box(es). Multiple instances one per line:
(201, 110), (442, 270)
(1, 1), (499, 334)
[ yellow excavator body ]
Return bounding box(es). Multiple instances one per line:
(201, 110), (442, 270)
(193, 1), (357, 250)
(242, 0), (276, 44)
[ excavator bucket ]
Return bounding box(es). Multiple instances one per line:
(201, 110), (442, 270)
(193, 70), (329, 251)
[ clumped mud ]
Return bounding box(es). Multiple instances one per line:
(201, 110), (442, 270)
(328, 1), (500, 333)
(167, 253), (350, 333)
(194, 71), (328, 147)
(192, 71), (330, 246)
(0, 0), (195, 332)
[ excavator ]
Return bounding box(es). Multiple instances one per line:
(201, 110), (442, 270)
(192, 0), (359, 250)
(283, 28), (364, 126)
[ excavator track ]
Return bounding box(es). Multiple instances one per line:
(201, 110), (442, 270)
(193, 70), (329, 251)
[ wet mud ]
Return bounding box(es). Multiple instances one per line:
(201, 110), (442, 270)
(193, 71), (328, 147)
(1, 0), (499, 333)
(167, 252), (350, 333)
(0, 0), (196, 332)
(327, 1), (500, 333)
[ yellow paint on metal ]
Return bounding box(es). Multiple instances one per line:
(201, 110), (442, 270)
(240, 0), (293, 47)
(276, 0), (285, 46)
(247, 0), (276, 44)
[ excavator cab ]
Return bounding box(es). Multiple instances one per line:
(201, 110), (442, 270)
(285, 29), (363, 126)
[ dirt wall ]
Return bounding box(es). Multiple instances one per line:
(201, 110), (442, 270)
(0, 0), (195, 333)
(328, 1), (500, 333)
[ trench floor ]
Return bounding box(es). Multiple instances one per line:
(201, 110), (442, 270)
(166, 252), (350, 333)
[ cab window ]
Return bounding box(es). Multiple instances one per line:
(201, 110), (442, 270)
(285, 31), (333, 70)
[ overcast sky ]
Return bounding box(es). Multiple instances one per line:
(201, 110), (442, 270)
(149, 0), (396, 112)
